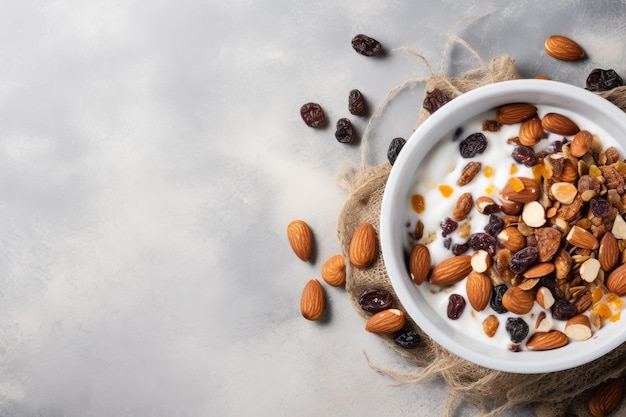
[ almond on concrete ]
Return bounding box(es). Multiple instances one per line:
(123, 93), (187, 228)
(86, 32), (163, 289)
(606, 262), (626, 296)
(466, 271), (492, 311)
(365, 308), (406, 333)
(526, 330), (569, 350)
(495, 103), (537, 125)
(498, 226), (526, 253)
(300, 279), (325, 321)
(502, 286), (535, 315)
(409, 244), (431, 285)
(430, 255), (473, 286)
(321, 254), (346, 287)
(541, 112), (580, 136)
(565, 314), (592, 341)
(588, 377), (625, 417)
(599, 231), (619, 272)
(544, 35), (586, 61)
(349, 223), (377, 268)
(287, 219), (313, 262)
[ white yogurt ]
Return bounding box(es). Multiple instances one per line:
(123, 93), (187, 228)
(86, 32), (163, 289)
(405, 104), (625, 349)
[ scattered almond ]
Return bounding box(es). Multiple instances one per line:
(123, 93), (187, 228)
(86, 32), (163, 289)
(535, 311), (551, 332)
(497, 226), (526, 253)
(550, 182), (578, 205)
(522, 200), (546, 228)
(300, 279), (325, 321)
(579, 258), (601, 283)
(523, 263), (555, 279)
(452, 192), (473, 221)
(321, 254), (346, 287)
(349, 223), (377, 268)
(287, 220), (314, 262)
(475, 195), (500, 215)
(588, 377), (625, 417)
(544, 35), (585, 61)
(519, 116), (544, 146)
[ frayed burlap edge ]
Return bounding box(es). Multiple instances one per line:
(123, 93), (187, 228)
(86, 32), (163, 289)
(335, 20), (626, 417)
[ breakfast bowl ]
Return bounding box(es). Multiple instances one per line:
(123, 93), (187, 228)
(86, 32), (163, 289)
(380, 79), (626, 373)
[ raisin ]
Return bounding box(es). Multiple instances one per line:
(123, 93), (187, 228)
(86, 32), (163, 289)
(387, 137), (406, 165)
(358, 288), (394, 313)
(505, 317), (529, 343)
(541, 277), (565, 300)
(443, 237), (452, 249)
(543, 138), (568, 154)
(459, 132), (488, 158)
(348, 89), (367, 116)
(392, 324), (421, 349)
(452, 127), (464, 142)
(468, 232), (497, 256)
(447, 294), (466, 320)
(423, 88), (450, 114)
(509, 246), (538, 274)
(484, 214), (505, 237)
(490, 284), (509, 314)
(512, 145), (538, 167)
(590, 197), (610, 218)
(451, 241), (470, 255)
(551, 299), (577, 320)
(335, 118), (354, 143)
(482, 120), (501, 132)
(585, 68), (624, 92)
(300, 102), (326, 128)
(351, 34), (382, 57)
(440, 217), (458, 237)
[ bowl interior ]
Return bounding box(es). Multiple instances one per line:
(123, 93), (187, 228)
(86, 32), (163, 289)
(380, 79), (626, 373)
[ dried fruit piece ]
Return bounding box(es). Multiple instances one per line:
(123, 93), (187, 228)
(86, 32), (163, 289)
(495, 103), (537, 124)
(490, 284), (509, 314)
(287, 220), (314, 262)
(452, 192), (473, 221)
(351, 34), (382, 56)
(482, 315), (499, 337)
(552, 298), (577, 320)
(586, 68), (625, 92)
(509, 246), (539, 275)
(409, 244), (431, 285)
(459, 132), (488, 158)
(411, 194), (425, 213)
(392, 324), (421, 349)
(365, 308), (406, 333)
(349, 223), (377, 268)
(335, 118), (354, 143)
(348, 89), (367, 115)
(457, 161), (482, 186)
(300, 102), (326, 128)
(447, 294), (466, 319)
(321, 254), (346, 287)
(588, 377), (625, 417)
(423, 88), (450, 114)
(359, 288), (394, 313)
(300, 279), (325, 321)
(440, 217), (458, 237)
(544, 35), (585, 61)
(387, 137), (406, 166)
(526, 330), (569, 350)
(505, 317), (529, 343)
(512, 145), (538, 167)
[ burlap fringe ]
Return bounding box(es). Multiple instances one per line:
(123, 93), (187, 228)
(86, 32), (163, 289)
(335, 15), (626, 417)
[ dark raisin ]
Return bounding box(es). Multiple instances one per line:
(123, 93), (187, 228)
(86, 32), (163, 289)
(358, 288), (394, 313)
(440, 217), (458, 237)
(468, 232), (497, 256)
(443, 237), (452, 249)
(452, 127), (464, 142)
(590, 197), (610, 218)
(509, 246), (538, 274)
(541, 277), (565, 300)
(505, 317), (529, 343)
(300, 102), (326, 128)
(392, 324), (421, 349)
(544, 138), (568, 154)
(484, 214), (505, 237)
(451, 241), (470, 255)
(490, 284), (509, 314)
(387, 137), (406, 165)
(351, 34), (382, 57)
(551, 299), (577, 320)
(348, 89), (367, 116)
(459, 132), (488, 158)
(335, 118), (354, 143)
(423, 88), (450, 114)
(447, 294), (466, 320)
(508, 343), (521, 352)
(585, 68), (624, 92)
(482, 120), (501, 132)
(512, 145), (538, 167)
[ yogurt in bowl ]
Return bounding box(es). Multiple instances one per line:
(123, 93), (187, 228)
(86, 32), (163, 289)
(380, 79), (626, 373)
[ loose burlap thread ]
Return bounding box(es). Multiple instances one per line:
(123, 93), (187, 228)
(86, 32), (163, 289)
(336, 31), (626, 417)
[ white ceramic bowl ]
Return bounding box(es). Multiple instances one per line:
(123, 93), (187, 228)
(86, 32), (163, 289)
(380, 79), (626, 373)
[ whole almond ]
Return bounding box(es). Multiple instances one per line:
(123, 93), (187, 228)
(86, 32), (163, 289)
(429, 255), (473, 286)
(452, 192), (473, 221)
(565, 314), (592, 341)
(566, 225), (599, 250)
(502, 286), (535, 315)
(466, 271), (492, 311)
(349, 223), (377, 268)
(287, 220), (314, 262)
(321, 254), (346, 287)
(570, 130), (593, 157)
(541, 112), (580, 136)
(501, 177), (541, 203)
(588, 378), (625, 417)
(523, 262), (555, 279)
(606, 262), (626, 296)
(556, 159), (579, 183)
(495, 103), (537, 124)
(300, 279), (325, 321)
(519, 117), (544, 146)
(365, 308), (406, 333)
(409, 244), (431, 285)
(599, 231), (619, 272)
(544, 35), (585, 61)
(526, 330), (569, 350)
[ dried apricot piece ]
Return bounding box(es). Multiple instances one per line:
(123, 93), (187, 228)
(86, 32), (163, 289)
(412, 194), (425, 213)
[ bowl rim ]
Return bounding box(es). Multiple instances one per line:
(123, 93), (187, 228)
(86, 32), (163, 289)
(380, 79), (626, 373)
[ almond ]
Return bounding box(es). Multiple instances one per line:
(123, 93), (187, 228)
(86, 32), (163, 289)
(519, 116), (543, 146)
(429, 255), (473, 286)
(349, 223), (377, 268)
(599, 231), (619, 272)
(612, 213), (626, 239)
(365, 308), (406, 333)
(470, 249), (492, 273)
(501, 177), (541, 203)
(287, 220), (313, 262)
(452, 192), (473, 221)
(588, 378), (625, 417)
(300, 279), (325, 321)
(535, 310), (551, 332)
(321, 254), (346, 287)
(554, 248), (572, 279)
(544, 35), (586, 61)
(500, 199), (523, 215)
(521, 200), (546, 228)
(579, 258), (601, 283)
(566, 225), (599, 249)
(536, 286), (556, 309)
(495, 103), (537, 125)
(550, 182), (578, 205)
(409, 244), (431, 285)
(497, 226), (526, 252)
(569, 130), (593, 157)
(555, 159), (579, 183)
(606, 262), (626, 296)
(523, 262), (555, 279)
(541, 112), (580, 136)
(565, 314), (592, 341)
(475, 196), (500, 215)
(502, 286), (535, 315)
(518, 277), (540, 291)
(526, 330), (569, 350)
(466, 271), (492, 311)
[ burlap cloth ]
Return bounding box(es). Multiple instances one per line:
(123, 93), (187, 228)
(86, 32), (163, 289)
(336, 42), (626, 416)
